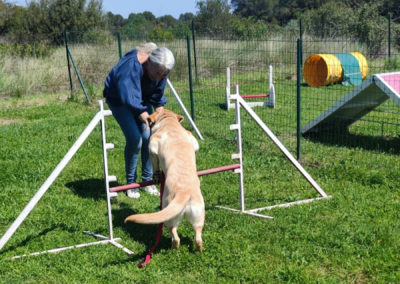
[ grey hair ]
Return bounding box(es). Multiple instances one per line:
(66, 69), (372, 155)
(136, 42), (157, 54)
(149, 47), (175, 71)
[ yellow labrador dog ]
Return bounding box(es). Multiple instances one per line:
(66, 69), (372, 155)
(125, 109), (205, 251)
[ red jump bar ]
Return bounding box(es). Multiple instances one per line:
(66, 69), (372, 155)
(241, 94), (269, 99)
(109, 163), (241, 192)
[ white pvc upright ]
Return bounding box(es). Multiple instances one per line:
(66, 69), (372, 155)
(167, 79), (204, 140)
(99, 100), (115, 240)
(267, 65), (275, 107)
(226, 67), (231, 108)
(233, 85), (244, 211)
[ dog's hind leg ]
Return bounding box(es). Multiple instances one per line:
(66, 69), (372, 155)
(187, 200), (204, 251)
(194, 225), (203, 251)
(168, 225), (180, 249)
(149, 152), (161, 184)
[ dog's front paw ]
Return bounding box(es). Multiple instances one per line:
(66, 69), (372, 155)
(195, 240), (203, 252)
(172, 239), (180, 250)
(152, 171), (162, 184)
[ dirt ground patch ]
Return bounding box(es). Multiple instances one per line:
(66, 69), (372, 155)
(0, 93), (69, 109)
(0, 118), (24, 125)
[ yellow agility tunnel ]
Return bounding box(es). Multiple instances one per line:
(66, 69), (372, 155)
(303, 52), (368, 87)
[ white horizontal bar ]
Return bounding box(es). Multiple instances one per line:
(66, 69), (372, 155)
(246, 102), (268, 107)
(105, 143), (114, 150)
(10, 239), (113, 260)
(109, 192), (118, 198)
(216, 206), (274, 220)
(103, 110), (112, 117)
(109, 240), (134, 255)
(231, 153), (241, 160)
(247, 196), (332, 213)
(108, 176), (117, 182)
(108, 175), (117, 182)
(83, 231), (113, 240)
(233, 168), (241, 174)
(230, 124), (239, 130)
(242, 211), (275, 219)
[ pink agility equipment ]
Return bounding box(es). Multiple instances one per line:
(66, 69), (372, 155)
(225, 65), (275, 110)
(303, 71), (400, 134)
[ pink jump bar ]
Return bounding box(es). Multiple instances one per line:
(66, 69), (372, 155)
(109, 163), (241, 192)
(241, 94), (269, 99)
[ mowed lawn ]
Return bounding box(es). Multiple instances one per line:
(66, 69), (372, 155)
(0, 92), (400, 283)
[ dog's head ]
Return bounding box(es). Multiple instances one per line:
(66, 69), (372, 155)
(147, 109), (184, 129)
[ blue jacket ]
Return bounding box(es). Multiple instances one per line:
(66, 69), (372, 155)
(103, 49), (167, 116)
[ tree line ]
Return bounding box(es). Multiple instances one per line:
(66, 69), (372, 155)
(0, 0), (399, 56)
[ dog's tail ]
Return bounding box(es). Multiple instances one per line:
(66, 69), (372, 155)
(124, 193), (190, 224)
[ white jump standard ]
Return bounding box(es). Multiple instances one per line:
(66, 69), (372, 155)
(225, 65), (275, 110)
(0, 80), (204, 259)
(0, 101), (134, 259)
(217, 86), (331, 218)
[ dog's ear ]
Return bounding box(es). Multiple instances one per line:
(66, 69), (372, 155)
(177, 114), (184, 123)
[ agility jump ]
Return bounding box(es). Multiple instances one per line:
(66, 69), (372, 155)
(0, 80), (203, 259)
(225, 65), (275, 110)
(0, 83), (330, 259)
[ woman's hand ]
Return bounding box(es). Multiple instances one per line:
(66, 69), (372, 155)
(139, 111), (149, 123)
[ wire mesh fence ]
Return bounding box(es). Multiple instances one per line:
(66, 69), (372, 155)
(2, 27), (400, 159)
(301, 37), (400, 149)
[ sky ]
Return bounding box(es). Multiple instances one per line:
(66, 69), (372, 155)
(11, 0), (199, 19)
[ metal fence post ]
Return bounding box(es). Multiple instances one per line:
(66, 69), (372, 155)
(388, 13), (391, 58)
(64, 30), (73, 94)
(191, 20), (198, 82)
(187, 35), (195, 121)
(299, 19), (303, 66)
(297, 38), (302, 160)
(66, 47), (91, 104)
(117, 32), (122, 59)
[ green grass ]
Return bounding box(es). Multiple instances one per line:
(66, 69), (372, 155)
(0, 89), (400, 283)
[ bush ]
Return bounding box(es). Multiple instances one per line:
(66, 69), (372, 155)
(148, 26), (174, 41)
(301, 2), (355, 38)
(0, 42), (53, 58)
(384, 57), (400, 70)
(352, 3), (387, 57)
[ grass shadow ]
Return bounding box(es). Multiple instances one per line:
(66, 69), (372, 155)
(218, 103), (227, 110)
(0, 223), (79, 256)
(110, 204), (193, 264)
(66, 178), (107, 200)
(304, 131), (400, 154)
(65, 179), (198, 264)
